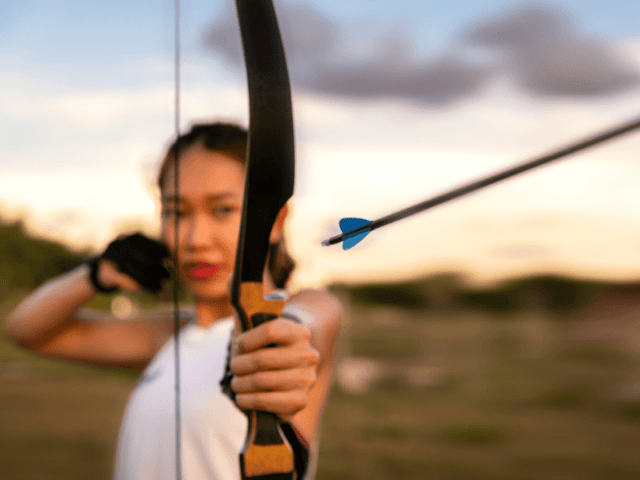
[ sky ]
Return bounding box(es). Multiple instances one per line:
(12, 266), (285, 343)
(2, 0), (640, 288)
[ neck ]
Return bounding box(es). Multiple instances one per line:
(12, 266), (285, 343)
(194, 296), (234, 328)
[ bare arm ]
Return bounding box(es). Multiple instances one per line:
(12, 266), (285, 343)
(3, 262), (178, 370)
(285, 288), (342, 444)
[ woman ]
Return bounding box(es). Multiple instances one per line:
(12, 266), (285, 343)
(4, 122), (341, 479)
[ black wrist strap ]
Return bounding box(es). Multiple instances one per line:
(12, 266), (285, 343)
(86, 256), (119, 294)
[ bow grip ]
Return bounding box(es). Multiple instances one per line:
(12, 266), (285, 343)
(237, 282), (296, 480)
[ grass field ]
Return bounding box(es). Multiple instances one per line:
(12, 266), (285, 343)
(2, 301), (640, 479)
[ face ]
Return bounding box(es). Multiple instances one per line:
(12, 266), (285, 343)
(161, 145), (245, 300)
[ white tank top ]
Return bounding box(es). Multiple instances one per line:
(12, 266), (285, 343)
(113, 317), (248, 480)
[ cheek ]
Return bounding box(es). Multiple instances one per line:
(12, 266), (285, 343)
(223, 217), (242, 249)
(161, 221), (176, 253)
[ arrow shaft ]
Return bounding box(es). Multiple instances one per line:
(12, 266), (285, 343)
(324, 115), (640, 247)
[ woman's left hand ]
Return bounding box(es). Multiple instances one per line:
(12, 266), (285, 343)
(229, 318), (320, 423)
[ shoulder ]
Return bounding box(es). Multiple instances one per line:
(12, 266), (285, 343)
(283, 288), (341, 361)
(284, 288), (342, 328)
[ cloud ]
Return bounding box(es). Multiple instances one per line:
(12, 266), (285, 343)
(203, 2), (640, 105)
(463, 5), (640, 97)
(203, 2), (491, 105)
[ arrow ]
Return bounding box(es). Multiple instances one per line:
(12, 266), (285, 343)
(322, 115), (640, 250)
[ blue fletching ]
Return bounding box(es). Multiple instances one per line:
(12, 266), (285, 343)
(339, 218), (372, 250)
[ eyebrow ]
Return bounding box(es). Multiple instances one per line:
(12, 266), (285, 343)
(162, 192), (240, 203)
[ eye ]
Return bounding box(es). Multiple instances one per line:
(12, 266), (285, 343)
(162, 205), (187, 218)
(212, 204), (239, 219)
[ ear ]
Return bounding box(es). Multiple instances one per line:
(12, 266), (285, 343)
(269, 203), (289, 244)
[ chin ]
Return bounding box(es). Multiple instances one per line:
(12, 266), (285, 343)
(191, 285), (230, 303)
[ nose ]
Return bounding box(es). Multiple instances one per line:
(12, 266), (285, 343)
(184, 213), (212, 250)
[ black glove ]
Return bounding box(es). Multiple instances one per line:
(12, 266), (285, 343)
(88, 233), (171, 294)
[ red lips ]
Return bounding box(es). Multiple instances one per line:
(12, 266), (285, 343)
(189, 262), (219, 280)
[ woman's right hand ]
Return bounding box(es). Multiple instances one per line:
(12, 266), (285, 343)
(97, 258), (144, 292)
(92, 233), (171, 294)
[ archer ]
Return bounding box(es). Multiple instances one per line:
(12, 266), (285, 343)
(4, 122), (341, 480)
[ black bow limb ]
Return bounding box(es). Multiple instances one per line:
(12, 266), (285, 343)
(230, 1), (297, 479)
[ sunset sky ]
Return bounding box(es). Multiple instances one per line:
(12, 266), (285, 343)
(2, 0), (640, 288)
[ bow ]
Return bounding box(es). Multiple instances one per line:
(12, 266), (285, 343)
(169, 1), (294, 478)
(230, 1), (296, 479)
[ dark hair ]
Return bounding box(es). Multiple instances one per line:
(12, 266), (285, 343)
(158, 121), (294, 288)
(157, 122), (248, 191)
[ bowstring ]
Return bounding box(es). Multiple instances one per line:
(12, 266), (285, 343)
(173, 0), (182, 478)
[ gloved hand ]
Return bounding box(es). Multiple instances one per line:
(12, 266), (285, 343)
(87, 233), (171, 294)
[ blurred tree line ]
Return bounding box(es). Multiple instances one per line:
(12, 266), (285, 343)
(0, 219), (88, 300)
(342, 274), (639, 315)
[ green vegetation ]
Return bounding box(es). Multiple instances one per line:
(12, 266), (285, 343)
(346, 273), (610, 315)
(0, 219), (87, 298)
(437, 423), (510, 445)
